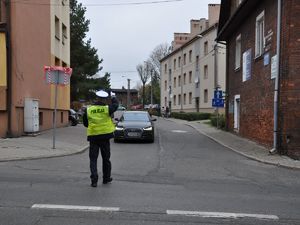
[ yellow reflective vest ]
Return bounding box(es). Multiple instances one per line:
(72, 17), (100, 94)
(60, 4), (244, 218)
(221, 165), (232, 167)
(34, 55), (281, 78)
(87, 105), (115, 136)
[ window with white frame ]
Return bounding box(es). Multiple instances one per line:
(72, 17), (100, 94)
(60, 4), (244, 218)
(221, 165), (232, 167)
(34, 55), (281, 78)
(255, 11), (265, 57)
(204, 89), (208, 103)
(235, 34), (241, 69)
(236, 0), (242, 7)
(189, 92), (192, 104)
(55, 16), (60, 40)
(174, 59), (176, 70)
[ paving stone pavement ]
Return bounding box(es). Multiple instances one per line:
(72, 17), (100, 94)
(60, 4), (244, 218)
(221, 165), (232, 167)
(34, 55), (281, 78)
(0, 124), (88, 162)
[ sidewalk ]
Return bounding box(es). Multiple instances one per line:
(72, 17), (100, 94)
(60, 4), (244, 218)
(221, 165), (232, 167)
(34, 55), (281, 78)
(0, 125), (88, 162)
(167, 118), (300, 170)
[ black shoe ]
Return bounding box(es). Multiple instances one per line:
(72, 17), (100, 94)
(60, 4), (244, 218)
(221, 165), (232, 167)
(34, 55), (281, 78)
(103, 177), (113, 184)
(91, 182), (97, 187)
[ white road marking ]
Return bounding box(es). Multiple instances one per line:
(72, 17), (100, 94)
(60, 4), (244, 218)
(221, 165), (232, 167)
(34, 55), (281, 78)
(166, 210), (279, 220)
(171, 130), (187, 133)
(31, 204), (120, 212)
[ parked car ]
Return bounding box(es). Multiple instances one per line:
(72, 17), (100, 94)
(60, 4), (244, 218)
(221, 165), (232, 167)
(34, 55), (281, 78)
(114, 111), (156, 143)
(69, 109), (79, 126)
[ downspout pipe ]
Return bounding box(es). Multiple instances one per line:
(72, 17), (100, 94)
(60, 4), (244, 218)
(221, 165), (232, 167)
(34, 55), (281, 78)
(5, 0), (12, 138)
(270, 0), (282, 154)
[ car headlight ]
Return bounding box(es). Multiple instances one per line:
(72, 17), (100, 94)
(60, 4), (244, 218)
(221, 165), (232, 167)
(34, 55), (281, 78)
(115, 126), (124, 131)
(143, 126), (153, 131)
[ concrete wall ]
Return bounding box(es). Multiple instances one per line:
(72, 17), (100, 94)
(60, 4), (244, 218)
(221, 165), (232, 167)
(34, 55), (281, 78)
(0, 0), (71, 137)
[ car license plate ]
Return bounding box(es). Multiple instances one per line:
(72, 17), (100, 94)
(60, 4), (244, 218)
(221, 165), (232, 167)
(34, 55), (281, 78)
(127, 132), (140, 137)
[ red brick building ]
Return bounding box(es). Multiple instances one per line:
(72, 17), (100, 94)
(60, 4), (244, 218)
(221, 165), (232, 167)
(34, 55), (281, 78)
(111, 88), (138, 108)
(217, 0), (300, 159)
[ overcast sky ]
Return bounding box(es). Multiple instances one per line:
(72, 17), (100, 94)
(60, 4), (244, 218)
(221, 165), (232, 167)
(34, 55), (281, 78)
(78, 0), (221, 89)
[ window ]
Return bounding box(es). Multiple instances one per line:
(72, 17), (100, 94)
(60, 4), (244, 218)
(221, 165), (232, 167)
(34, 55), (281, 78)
(236, 0), (242, 7)
(204, 41), (208, 55)
(55, 16), (60, 40)
(61, 112), (64, 123)
(183, 53), (186, 65)
(183, 73), (186, 85)
(174, 95), (176, 106)
(164, 80), (167, 91)
(178, 94), (181, 105)
(196, 55), (199, 71)
(189, 92), (192, 104)
(255, 11), (265, 57)
(173, 77), (176, 88)
(165, 97), (167, 106)
(62, 61), (67, 67)
(204, 89), (208, 103)
(178, 75), (181, 87)
(189, 71), (192, 83)
(178, 57), (181, 67)
(189, 50), (192, 63)
(165, 64), (167, 73)
(235, 34), (241, 69)
(183, 94), (186, 105)
(62, 23), (67, 45)
(174, 59), (176, 70)
(204, 65), (208, 79)
(168, 69), (172, 81)
(55, 57), (60, 66)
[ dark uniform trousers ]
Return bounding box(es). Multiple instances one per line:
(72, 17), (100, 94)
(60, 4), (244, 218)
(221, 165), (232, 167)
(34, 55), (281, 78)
(89, 139), (111, 183)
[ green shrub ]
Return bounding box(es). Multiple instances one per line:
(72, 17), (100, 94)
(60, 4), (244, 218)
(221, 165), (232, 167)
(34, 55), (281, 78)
(210, 114), (226, 129)
(170, 112), (211, 121)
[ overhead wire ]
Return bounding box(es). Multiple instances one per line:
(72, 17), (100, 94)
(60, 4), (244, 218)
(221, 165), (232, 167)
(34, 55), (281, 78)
(10, 0), (184, 7)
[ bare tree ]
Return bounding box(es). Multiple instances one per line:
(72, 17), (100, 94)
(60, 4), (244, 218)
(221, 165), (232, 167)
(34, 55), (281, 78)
(148, 43), (172, 81)
(136, 63), (150, 107)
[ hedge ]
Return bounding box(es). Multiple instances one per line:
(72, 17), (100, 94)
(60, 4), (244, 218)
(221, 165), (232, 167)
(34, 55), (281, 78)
(170, 112), (211, 121)
(210, 114), (226, 129)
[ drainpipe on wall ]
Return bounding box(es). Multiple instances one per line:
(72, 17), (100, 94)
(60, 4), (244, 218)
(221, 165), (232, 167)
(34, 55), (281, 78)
(270, 0), (282, 154)
(5, 0), (12, 138)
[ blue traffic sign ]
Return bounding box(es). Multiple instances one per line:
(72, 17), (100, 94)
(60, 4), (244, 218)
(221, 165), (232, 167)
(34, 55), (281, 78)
(214, 90), (223, 99)
(212, 98), (224, 107)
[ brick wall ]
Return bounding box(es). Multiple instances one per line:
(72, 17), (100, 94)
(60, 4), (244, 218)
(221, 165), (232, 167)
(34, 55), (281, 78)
(226, 0), (277, 148)
(279, 0), (300, 159)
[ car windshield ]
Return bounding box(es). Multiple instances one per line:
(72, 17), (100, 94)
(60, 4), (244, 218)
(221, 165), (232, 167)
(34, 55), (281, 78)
(123, 112), (149, 122)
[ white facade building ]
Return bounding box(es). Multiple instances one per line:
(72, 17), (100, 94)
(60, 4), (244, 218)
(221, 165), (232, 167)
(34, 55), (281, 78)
(160, 4), (226, 113)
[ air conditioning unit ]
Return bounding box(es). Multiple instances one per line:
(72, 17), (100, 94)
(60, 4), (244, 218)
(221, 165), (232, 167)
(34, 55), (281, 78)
(24, 98), (39, 133)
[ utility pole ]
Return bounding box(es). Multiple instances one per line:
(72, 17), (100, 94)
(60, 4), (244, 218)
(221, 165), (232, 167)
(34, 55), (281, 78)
(214, 42), (219, 129)
(150, 69), (153, 105)
(127, 78), (131, 109)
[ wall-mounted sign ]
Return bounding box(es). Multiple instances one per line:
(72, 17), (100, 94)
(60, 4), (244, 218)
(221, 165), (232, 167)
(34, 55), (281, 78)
(271, 55), (277, 79)
(264, 53), (270, 66)
(243, 49), (252, 82)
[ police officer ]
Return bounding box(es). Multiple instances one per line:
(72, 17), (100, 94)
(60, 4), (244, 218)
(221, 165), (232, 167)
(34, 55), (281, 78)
(83, 90), (119, 187)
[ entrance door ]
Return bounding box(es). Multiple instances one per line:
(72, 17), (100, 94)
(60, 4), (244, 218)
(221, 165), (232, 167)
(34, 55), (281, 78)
(234, 95), (240, 132)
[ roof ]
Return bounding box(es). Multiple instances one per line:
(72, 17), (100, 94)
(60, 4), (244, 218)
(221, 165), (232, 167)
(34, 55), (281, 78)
(111, 88), (138, 93)
(217, 0), (261, 41)
(160, 23), (218, 63)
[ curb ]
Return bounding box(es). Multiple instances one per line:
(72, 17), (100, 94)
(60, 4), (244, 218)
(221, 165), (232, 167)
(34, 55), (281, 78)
(0, 145), (89, 162)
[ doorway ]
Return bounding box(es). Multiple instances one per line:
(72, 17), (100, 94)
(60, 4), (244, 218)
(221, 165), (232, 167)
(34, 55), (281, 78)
(234, 95), (240, 132)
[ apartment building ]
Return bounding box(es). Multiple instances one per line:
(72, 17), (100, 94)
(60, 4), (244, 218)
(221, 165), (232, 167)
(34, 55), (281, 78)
(217, 0), (300, 159)
(0, 0), (70, 137)
(161, 4), (226, 113)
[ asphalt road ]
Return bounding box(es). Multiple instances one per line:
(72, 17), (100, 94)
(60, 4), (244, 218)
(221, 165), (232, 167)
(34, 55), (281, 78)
(0, 118), (299, 225)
